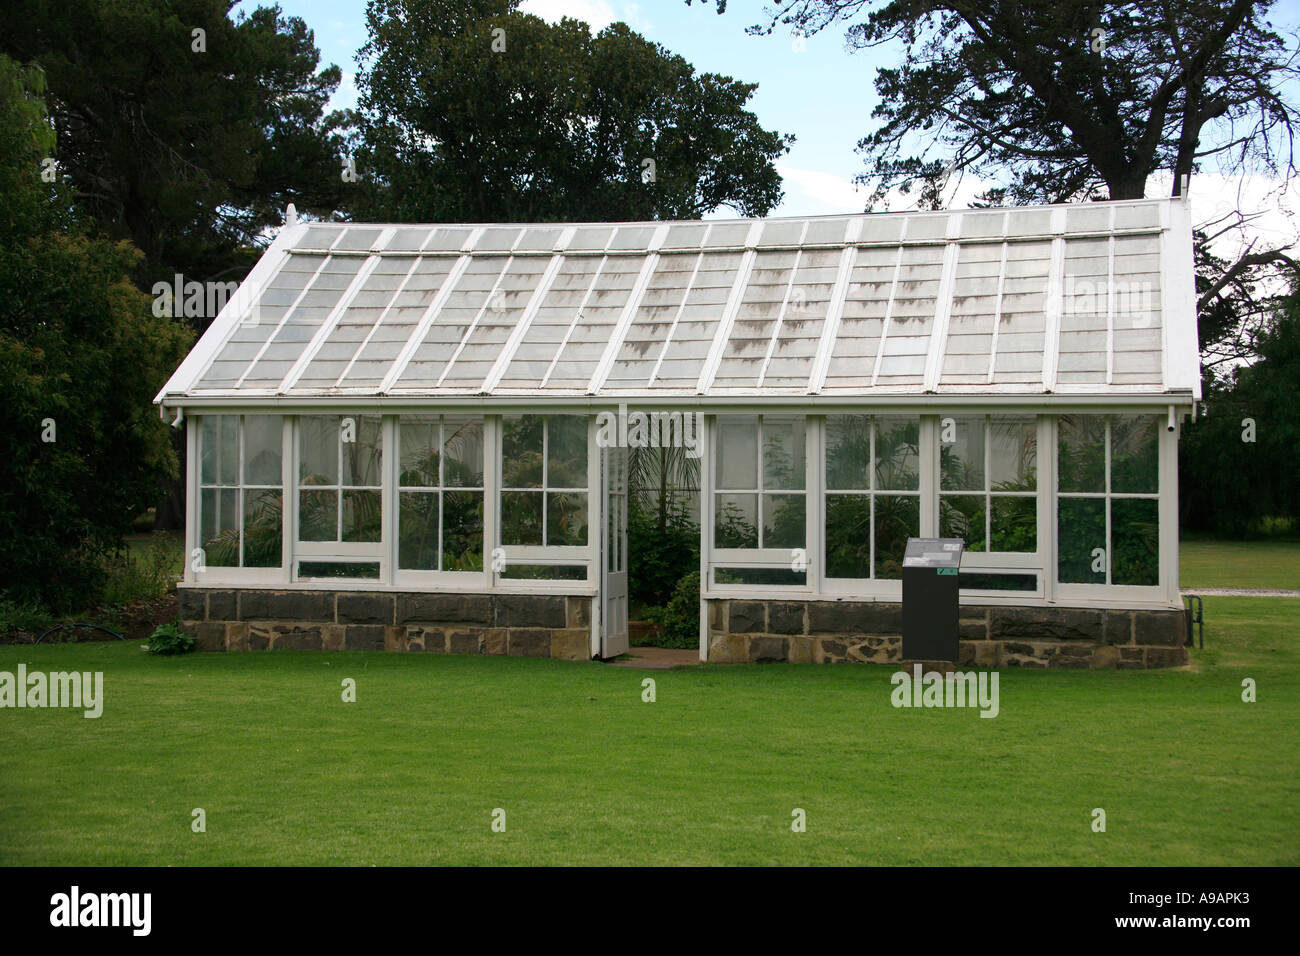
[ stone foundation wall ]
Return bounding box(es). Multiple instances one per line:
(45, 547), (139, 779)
(178, 588), (593, 661)
(707, 599), (1188, 669)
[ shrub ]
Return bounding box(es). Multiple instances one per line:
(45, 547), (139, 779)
(147, 621), (194, 656)
(99, 539), (183, 607)
(657, 570), (700, 649)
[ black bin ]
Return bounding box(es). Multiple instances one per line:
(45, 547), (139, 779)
(901, 537), (964, 661)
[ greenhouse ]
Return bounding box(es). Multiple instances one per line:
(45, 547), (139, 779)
(158, 196), (1199, 668)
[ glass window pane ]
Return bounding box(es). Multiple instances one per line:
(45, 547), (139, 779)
(939, 416), (985, 491)
(501, 491), (543, 545)
(874, 494), (918, 579)
(875, 416), (920, 491)
(444, 418), (484, 488)
(1058, 497), (1105, 583)
(1111, 414), (1159, 494)
(298, 489), (338, 541)
(243, 416), (283, 486)
(991, 495), (1037, 552)
(825, 494), (871, 578)
(342, 416), (383, 487)
(762, 419), (805, 490)
(715, 493), (758, 548)
(199, 416), (219, 485)
(443, 491), (484, 570)
(218, 415), (239, 485)
(400, 416), (439, 487)
(990, 415), (1037, 490)
(546, 491), (588, 546)
(1112, 497), (1158, 585)
(1058, 415), (1105, 493)
(502, 416), (544, 488)
(547, 415), (588, 489)
(201, 487), (239, 567)
(242, 487), (282, 567)
(763, 493), (805, 548)
(716, 417), (758, 489)
(826, 415), (871, 490)
(300, 416), (339, 484)
(940, 495), (986, 551)
(398, 491), (439, 570)
(342, 489), (382, 542)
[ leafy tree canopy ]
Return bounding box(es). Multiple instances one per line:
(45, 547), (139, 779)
(354, 0), (792, 221)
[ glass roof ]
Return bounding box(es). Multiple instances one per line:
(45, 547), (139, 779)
(162, 199), (1198, 403)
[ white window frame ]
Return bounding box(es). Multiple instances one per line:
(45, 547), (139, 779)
(189, 413), (291, 586)
(391, 413), (489, 589)
(492, 412), (595, 591)
(709, 413), (815, 592)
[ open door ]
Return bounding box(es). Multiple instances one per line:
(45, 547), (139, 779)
(600, 443), (629, 658)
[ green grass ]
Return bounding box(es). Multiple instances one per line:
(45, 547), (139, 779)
(1180, 539), (1300, 590)
(1, 596), (1296, 866)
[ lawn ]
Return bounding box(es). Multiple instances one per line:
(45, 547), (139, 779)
(0, 597), (1295, 866)
(1180, 538), (1300, 590)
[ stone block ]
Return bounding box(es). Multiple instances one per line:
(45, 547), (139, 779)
(506, 628), (551, 657)
(749, 636), (788, 662)
(338, 593), (395, 625)
(708, 633), (747, 664)
(383, 625), (408, 652)
(178, 589), (206, 621)
(1135, 610), (1186, 647)
(322, 624), (346, 652)
(494, 595), (566, 629)
(989, 607), (1103, 643)
(808, 602), (902, 635)
(397, 593), (491, 625)
(1103, 610), (1134, 645)
(247, 624), (272, 651)
(273, 626), (323, 651)
(786, 636), (814, 664)
(768, 602), (806, 635)
(344, 625), (386, 651)
(551, 628), (591, 661)
(225, 622), (249, 652)
(239, 590), (334, 622)
(448, 630), (483, 655)
(1144, 646), (1189, 668)
(483, 629), (507, 656)
(195, 622), (225, 652)
(207, 590), (237, 622)
(728, 601), (765, 634)
(566, 596), (591, 629)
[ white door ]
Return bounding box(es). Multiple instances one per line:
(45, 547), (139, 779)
(600, 444), (629, 658)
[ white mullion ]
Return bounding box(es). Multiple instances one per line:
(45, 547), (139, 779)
(588, 225), (668, 395)
(986, 239), (1010, 384)
(541, 257), (606, 388)
(758, 246), (803, 388)
(235, 251), (336, 390)
(697, 235), (760, 394)
(382, 415), (397, 583)
(237, 417), (246, 568)
(1104, 416), (1112, 585)
(287, 416), (300, 581)
(1106, 231), (1116, 385)
(1041, 415), (1056, 603)
(1042, 223), (1066, 391)
(648, 250), (705, 387)
(922, 241), (961, 391)
(870, 245), (906, 386)
(807, 228), (860, 395)
(381, 229), (481, 393)
(484, 415), (500, 588)
(437, 255), (515, 388)
(336, 252), (424, 388)
(699, 414), (713, 658)
(483, 253), (566, 394)
(869, 417), (877, 579)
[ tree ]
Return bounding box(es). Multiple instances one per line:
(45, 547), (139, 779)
(0, 55), (192, 610)
(355, 0), (792, 222)
(693, 0), (1300, 366)
(0, 1), (353, 289)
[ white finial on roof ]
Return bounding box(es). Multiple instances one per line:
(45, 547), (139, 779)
(285, 203), (298, 227)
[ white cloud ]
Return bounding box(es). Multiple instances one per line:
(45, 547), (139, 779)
(775, 163), (870, 215)
(519, 0), (651, 34)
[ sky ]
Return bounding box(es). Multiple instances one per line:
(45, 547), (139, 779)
(234, 0), (1300, 257)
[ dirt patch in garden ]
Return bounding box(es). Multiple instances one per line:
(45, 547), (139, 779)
(1, 593), (179, 645)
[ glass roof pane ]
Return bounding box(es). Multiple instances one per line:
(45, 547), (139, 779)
(539, 254), (642, 389)
(713, 249), (797, 388)
(653, 251), (742, 388)
(824, 246), (895, 389)
(438, 256), (551, 388)
(604, 252), (699, 389)
(992, 239), (1052, 382)
(498, 256), (602, 388)
(940, 242), (1003, 384)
